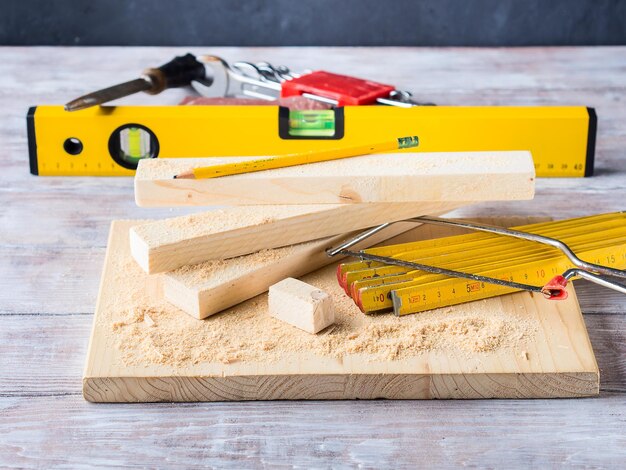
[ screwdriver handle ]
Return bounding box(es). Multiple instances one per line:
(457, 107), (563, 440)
(143, 53), (206, 94)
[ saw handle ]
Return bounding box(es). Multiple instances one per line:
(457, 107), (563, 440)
(543, 268), (626, 300)
(542, 275), (569, 300)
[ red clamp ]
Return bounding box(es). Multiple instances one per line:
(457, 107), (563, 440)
(281, 71), (396, 106)
(541, 275), (569, 300)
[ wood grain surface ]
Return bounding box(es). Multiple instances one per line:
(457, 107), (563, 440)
(134, 152), (535, 206)
(1, 46), (625, 467)
(130, 201), (463, 273)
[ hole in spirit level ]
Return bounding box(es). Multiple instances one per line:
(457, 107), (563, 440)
(108, 123), (160, 169)
(63, 137), (83, 155)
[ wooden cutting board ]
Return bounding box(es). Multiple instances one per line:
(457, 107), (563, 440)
(83, 219), (599, 402)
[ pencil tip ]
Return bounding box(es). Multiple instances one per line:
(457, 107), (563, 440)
(173, 170), (195, 179)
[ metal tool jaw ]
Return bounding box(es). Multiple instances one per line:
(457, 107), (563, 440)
(191, 55), (286, 101)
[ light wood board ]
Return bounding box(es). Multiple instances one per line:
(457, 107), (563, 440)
(84, 219), (599, 402)
(134, 151), (536, 206)
(130, 202), (465, 273)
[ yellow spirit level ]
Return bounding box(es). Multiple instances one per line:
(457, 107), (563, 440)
(27, 105), (596, 177)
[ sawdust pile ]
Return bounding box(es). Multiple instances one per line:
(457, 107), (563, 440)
(108, 255), (538, 368)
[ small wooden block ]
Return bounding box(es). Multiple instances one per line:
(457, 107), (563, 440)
(134, 151), (536, 206)
(269, 278), (334, 334)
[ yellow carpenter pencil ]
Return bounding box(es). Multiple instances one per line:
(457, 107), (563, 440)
(173, 135), (419, 179)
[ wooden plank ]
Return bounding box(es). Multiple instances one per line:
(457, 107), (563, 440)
(2, 48), (625, 103)
(130, 202), (465, 273)
(1, 393), (626, 468)
(0, 315), (90, 397)
(0, 190), (197, 247)
(0, 246), (104, 315)
(163, 221), (417, 319)
(134, 151), (535, 206)
(84, 219), (599, 402)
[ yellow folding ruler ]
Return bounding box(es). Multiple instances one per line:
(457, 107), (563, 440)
(27, 105), (596, 177)
(329, 213), (626, 316)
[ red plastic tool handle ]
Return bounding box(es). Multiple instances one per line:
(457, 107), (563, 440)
(281, 70), (396, 106)
(541, 275), (569, 300)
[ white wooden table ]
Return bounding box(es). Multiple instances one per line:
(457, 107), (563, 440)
(1, 46), (624, 467)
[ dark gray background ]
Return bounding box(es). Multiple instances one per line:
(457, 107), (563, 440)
(2, 0), (626, 46)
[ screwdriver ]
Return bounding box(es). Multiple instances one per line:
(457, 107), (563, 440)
(64, 53), (206, 112)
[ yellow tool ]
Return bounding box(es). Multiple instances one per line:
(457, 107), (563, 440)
(328, 213), (626, 316)
(173, 136), (419, 179)
(27, 105), (595, 177)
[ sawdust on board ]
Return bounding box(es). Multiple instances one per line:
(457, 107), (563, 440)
(107, 245), (539, 368)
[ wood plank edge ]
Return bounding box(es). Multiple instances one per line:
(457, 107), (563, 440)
(82, 222), (118, 379)
(129, 227), (151, 273)
(82, 372), (599, 403)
